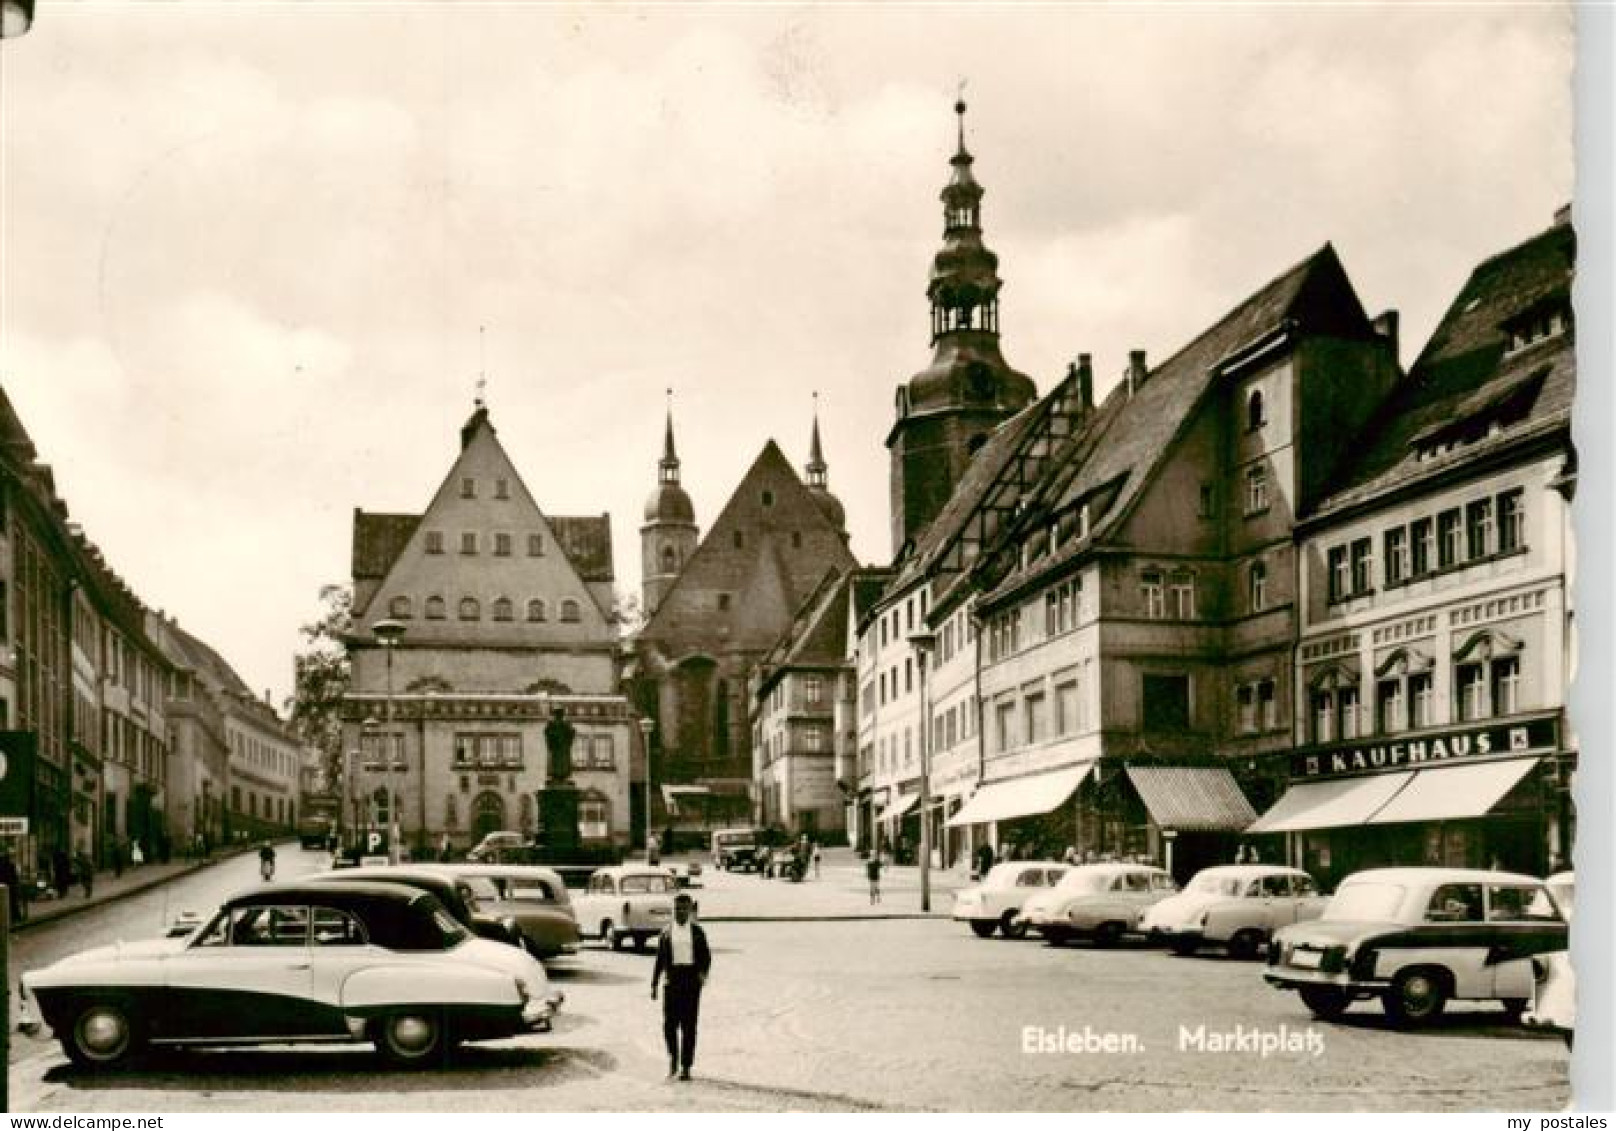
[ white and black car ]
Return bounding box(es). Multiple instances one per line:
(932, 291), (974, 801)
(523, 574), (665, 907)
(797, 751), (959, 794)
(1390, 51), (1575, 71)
(20, 881), (563, 1070)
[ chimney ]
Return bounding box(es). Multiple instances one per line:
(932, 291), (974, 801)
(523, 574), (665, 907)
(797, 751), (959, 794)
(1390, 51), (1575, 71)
(1126, 350), (1148, 395)
(1553, 202), (1572, 228)
(1077, 353), (1093, 410)
(1372, 309), (1399, 359)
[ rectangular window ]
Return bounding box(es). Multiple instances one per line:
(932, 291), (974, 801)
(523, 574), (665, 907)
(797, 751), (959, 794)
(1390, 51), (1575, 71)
(1312, 689), (1335, 744)
(1245, 465), (1269, 515)
(1258, 680), (1277, 731)
(1378, 679), (1406, 733)
(1409, 673), (1434, 729)
(528, 533), (544, 557)
(460, 532), (478, 555)
(804, 675), (824, 706)
(1327, 547), (1350, 603)
(494, 532), (512, 557)
(1437, 509), (1463, 569)
(1498, 489), (1526, 553)
(1141, 571), (1165, 619)
(1141, 673), (1191, 731)
(1350, 539), (1373, 595)
(1457, 663), (1487, 722)
(1237, 684), (1256, 733)
(1339, 684), (1361, 740)
(904, 658), (913, 694)
(495, 478), (510, 500)
(425, 531), (444, 555)
(1025, 692), (1047, 744)
(1385, 527), (1409, 587)
(1492, 656), (1520, 716)
(1198, 482), (1217, 519)
(460, 477), (476, 499)
(1411, 518), (1434, 576)
(995, 701), (1016, 752)
(1466, 498), (1494, 560)
(1055, 681), (1079, 736)
(1170, 572), (1196, 619)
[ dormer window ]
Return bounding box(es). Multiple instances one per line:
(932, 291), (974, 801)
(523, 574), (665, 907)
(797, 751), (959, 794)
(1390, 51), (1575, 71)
(1504, 301), (1570, 355)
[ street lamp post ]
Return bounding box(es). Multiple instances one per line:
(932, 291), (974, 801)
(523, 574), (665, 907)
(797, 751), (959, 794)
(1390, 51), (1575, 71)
(909, 630), (937, 913)
(638, 717), (655, 861)
(372, 619), (406, 865)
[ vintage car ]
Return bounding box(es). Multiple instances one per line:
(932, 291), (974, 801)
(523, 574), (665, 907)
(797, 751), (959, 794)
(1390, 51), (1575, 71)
(19, 881), (562, 1070)
(1018, 863), (1178, 945)
(310, 867), (523, 949)
(711, 827), (765, 872)
(950, 861), (1069, 939)
(1139, 864), (1327, 959)
(1523, 870), (1575, 1044)
(1265, 867), (1568, 1026)
(428, 864), (582, 960)
(467, 830), (529, 863)
(571, 866), (679, 950)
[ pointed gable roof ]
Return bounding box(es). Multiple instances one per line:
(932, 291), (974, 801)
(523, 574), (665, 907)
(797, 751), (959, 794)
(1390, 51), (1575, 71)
(1311, 217), (1576, 516)
(640, 440), (858, 650)
(757, 568), (852, 697)
(977, 244), (1373, 606)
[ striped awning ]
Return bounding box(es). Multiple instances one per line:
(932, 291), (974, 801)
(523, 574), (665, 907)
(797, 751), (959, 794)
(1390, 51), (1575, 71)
(1125, 766), (1258, 832)
(945, 763), (1093, 828)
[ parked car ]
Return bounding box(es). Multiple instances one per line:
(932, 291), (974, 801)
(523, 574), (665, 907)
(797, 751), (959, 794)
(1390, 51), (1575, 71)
(571, 866), (680, 950)
(1265, 867), (1569, 1026)
(310, 866), (523, 949)
(711, 828), (762, 871)
(19, 881), (562, 1070)
(1524, 869), (1575, 1045)
(428, 864), (581, 960)
(1018, 863), (1178, 945)
(1140, 864), (1327, 959)
(951, 861), (1069, 939)
(467, 831), (530, 863)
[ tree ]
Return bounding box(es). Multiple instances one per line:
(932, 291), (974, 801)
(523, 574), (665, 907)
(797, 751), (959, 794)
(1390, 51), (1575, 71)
(287, 584), (353, 792)
(610, 588), (645, 637)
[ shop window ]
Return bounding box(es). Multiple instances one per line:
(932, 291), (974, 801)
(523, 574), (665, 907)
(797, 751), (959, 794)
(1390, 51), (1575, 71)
(1141, 674), (1190, 731)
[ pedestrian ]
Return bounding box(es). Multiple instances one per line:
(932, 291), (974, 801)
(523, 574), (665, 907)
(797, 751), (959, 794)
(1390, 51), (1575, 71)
(1062, 845), (1079, 865)
(73, 848), (93, 898)
(647, 832), (661, 868)
(811, 841), (821, 879)
(439, 833), (452, 863)
(130, 839), (145, 868)
(0, 847), (24, 924)
(51, 848), (71, 898)
(650, 891), (710, 1082)
(866, 850), (883, 904)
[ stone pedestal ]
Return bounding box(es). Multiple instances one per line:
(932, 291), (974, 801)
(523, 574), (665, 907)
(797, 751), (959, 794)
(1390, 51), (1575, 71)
(537, 784), (581, 856)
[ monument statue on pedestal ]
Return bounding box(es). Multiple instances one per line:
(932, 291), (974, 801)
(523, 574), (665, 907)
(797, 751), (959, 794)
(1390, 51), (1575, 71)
(545, 707), (576, 783)
(538, 706), (582, 856)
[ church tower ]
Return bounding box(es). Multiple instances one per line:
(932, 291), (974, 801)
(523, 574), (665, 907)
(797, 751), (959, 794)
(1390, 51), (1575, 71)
(803, 397), (848, 543)
(886, 98), (1037, 557)
(641, 397), (699, 615)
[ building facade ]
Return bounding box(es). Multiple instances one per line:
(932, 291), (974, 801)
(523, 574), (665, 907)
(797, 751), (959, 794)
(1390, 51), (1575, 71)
(1250, 210), (1577, 886)
(342, 402), (634, 855)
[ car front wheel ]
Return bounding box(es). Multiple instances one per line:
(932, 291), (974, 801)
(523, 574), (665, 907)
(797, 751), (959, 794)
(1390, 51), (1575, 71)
(1092, 922), (1124, 948)
(1226, 929), (1265, 961)
(999, 912), (1027, 939)
(1385, 968), (1449, 1025)
(374, 1011), (444, 1067)
(64, 1001), (140, 1070)
(1298, 986), (1351, 1020)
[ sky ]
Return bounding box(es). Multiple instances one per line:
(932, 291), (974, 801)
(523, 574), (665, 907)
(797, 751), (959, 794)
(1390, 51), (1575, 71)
(0, 3), (1574, 706)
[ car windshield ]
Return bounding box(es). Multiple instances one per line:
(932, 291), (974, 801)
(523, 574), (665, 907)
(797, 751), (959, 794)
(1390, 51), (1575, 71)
(1324, 882), (1406, 922)
(621, 874), (673, 894)
(1187, 873), (1244, 896)
(1055, 871), (1113, 894)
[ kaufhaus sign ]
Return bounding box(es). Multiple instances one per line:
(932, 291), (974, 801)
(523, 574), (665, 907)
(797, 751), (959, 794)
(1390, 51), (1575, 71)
(1289, 716), (1560, 780)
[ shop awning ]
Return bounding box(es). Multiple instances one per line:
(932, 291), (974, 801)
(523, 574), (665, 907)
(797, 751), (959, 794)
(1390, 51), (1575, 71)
(945, 763), (1093, 828)
(1126, 766), (1258, 832)
(1246, 771), (1415, 834)
(1367, 757), (1539, 826)
(877, 793), (919, 823)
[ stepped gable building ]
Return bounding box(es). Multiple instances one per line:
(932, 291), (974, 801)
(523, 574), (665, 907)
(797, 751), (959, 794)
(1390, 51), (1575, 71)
(887, 99), (1038, 559)
(752, 567), (853, 836)
(958, 244), (1399, 877)
(342, 402), (634, 853)
(627, 408), (856, 833)
(1251, 209), (1577, 884)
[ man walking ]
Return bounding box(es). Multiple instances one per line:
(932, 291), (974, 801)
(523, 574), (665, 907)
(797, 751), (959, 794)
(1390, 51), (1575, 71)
(866, 850), (883, 904)
(651, 892), (710, 1081)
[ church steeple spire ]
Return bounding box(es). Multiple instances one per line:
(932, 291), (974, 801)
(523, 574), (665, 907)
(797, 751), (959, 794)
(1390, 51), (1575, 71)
(806, 392), (827, 489)
(659, 389), (681, 486)
(930, 96), (1000, 344)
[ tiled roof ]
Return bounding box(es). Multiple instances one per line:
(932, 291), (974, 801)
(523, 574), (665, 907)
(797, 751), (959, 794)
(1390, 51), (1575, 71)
(980, 244), (1362, 607)
(151, 615), (256, 700)
(351, 511), (420, 580)
(1313, 218), (1576, 515)
(548, 516), (615, 583)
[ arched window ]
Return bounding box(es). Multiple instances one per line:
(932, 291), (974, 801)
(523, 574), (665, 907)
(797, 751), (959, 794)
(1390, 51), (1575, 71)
(459, 597), (481, 621)
(1247, 387), (1266, 432)
(560, 599), (581, 624)
(492, 597), (513, 622)
(389, 595), (413, 619)
(661, 544), (677, 572)
(527, 598), (547, 622)
(424, 595), (446, 620)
